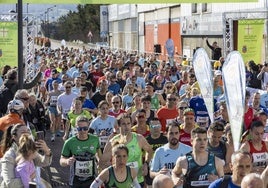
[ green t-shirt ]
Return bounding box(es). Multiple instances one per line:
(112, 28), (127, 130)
(61, 134), (100, 186)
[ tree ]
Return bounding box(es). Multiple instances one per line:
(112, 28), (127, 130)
(53, 4), (100, 43)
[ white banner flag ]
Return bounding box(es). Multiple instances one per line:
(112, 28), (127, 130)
(222, 51), (245, 151)
(192, 48), (214, 124)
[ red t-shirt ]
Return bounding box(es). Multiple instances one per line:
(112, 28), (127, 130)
(157, 106), (179, 132)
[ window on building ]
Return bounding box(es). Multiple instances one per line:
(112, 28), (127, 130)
(192, 3), (197, 14)
(202, 3), (208, 12)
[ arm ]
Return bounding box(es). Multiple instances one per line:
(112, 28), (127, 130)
(172, 156), (186, 187)
(23, 72), (43, 89)
(261, 165), (268, 188)
(157, 94), (166, 107)
(257, 67), (265, 80)
(63, 120), (71, 141)
(99, 141), (113, 170)
(214, 157), (224, 178)
(90, 168), (109, 188)
(224, 143), (233, 174)
(206, 38), (214, 50)
(34, 140), (52, 167)
(138, 134), (153, 163)
(59, 155), (76, 167)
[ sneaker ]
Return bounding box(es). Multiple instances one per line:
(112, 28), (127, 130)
(51, 134), (55, 142)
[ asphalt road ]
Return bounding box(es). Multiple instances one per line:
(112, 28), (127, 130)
(43, 130), (70, 188)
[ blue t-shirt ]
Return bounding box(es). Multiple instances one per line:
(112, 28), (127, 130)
(108, 83), (121, 95)
(82, 99), (97, 110)
(208, 177), (240, 188)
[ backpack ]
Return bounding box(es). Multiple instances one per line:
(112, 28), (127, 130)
(219, 175), (231, 188)
(0, 84), (15, 116)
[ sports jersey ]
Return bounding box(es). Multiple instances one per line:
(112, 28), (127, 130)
(151, 94), (160, 111)
(151, 143), (192, 173)
(104, 166), (133, 188)
(189, 96), (218, 128)
(89, 115), (116, 149)
(146, 134), (168, 152)
(111, 133), (143, 183)
(108, 109), (126, 118)
(157, 106), (179, 133)
(61, 134), (100, 187)
(249, 140), (268, 169)
(67, 110), (92, 137)
(184, 152), (218, 188)
(208, 177), (240, 188)
(131, 124), (150, 137)
(57, 92), (78, 119)
(207, 141), (226, 161)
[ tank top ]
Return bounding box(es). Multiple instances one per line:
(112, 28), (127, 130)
(207, 141), (226, 161)
(178, 129), (192, 147)
(249, 140), (268, 168)
(184, 152), (217, 188)
(151, 94), (160, 110)
(105, 166), (133, 188)
(113, 133), (143, 183)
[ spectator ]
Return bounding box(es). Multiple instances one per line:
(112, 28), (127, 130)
(205, 38), (222, 60)
(1, 123), (52, 187)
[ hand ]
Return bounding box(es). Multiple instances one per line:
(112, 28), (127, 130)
(207, 174), (218, 181)
(99, 130), (107, 136)
(67, 155), (76, 166)
(30, 172), (36, 179)
(173, 175), (184, 187)
(142, 163), (148, 176)
(35, 140), (51, 156)
(159, 166), (170, 175)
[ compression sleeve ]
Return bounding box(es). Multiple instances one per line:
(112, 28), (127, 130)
(90, 177), (103, 188)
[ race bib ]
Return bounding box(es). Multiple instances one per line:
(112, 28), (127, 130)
(62, 108), (70, 119)
(99, 136), (109, 149)
(191, 180), (211, 187)
(50, 96), (58, 106)
(75, 160), (93, 178)
(196, 116), (209, 128)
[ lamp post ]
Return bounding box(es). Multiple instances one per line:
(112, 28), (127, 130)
(46, 5), (56, 38)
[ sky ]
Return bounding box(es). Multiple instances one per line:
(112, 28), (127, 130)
(0, 4), (77, 21)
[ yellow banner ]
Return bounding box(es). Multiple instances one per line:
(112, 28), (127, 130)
(0, 22), (18, 69)
(0, 0), (258, 3)
(238, 19), (264, 64)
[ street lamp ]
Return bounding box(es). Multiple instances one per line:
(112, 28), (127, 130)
(46, 5), (56, 38)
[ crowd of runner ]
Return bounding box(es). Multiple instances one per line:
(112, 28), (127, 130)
(0, 43), (268, 188)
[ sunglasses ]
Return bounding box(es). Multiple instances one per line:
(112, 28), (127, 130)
(137, 115), (145, 119)
(179, 107), (187, 110)
(65, 86), (71, 89)
(20, 97), (29, 101)
(77, 126), (88, 131)
(166, 86), (172, 89)
(112, 101), (120, 104)
(150, 124), (161, 129)
(167, 98), (176, 101)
